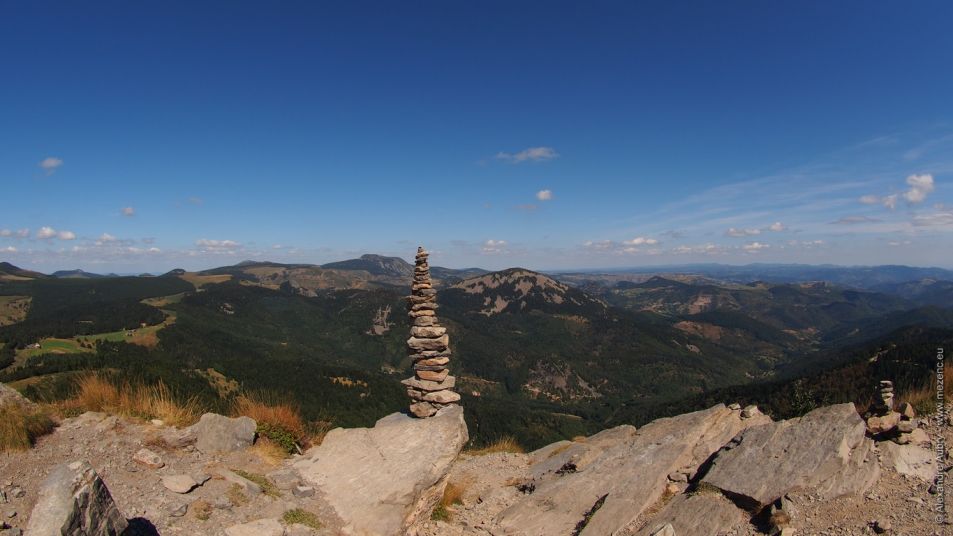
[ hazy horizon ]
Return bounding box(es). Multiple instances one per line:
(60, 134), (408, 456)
(3, 3), (953, 273)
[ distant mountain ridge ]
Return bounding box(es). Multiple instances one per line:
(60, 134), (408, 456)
(51, 269), (113, 279)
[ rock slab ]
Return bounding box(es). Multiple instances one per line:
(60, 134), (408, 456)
(701, 403), (878, 509)
(25, 460), (128, 535)
(295, 405), (468, 535)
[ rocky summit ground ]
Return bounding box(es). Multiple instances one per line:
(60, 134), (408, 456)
(0, 394), (948, 536)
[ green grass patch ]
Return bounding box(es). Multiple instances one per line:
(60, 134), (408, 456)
(282, 508), (322, 529)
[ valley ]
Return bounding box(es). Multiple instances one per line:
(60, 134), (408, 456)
(1, 256), (950, 448)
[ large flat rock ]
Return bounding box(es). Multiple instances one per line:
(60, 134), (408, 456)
(635, 493), (747, 536)
(701, 403), (878, 510)
(294, 405), (468, 535)
(496, 404), (770, 536)
(25, 460), (128, 535)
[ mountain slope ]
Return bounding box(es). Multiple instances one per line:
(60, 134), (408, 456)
(0, 262), (47, 281)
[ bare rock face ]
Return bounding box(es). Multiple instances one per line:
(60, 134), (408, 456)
(25, 460), (128, 535)
(187, 413), (257, 454)
(496, 404), (769, 535)
(636, 493), (746, 536)
(701, 403), (878, 510)
(294, 405), (468, 535)
(879, 440), (936, 481)
(0, 382), (35, 410)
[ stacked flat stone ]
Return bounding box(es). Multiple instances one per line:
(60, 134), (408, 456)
(873, 380), (895, 414)
(401, 247), (460, 418)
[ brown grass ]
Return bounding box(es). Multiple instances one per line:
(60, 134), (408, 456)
(191, 499), (213, 521)
(432, 480), (468, 522)
(250, 438), (289, 466)
(464, 436), (524, 456)
(0, 402), (55, 452)
(896, 361), (953, 416)
(226, 484), (247, 506)
(233, 392), (323, 452)
(61, 374), (202, 427)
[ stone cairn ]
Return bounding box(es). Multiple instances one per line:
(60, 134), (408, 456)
(401, 247), (460, 418)
(865, 379), (919, 444)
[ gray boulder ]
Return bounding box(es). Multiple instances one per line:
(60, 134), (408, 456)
(496, 404), (770, 535)
(294, 405), (468, 535)
(701, 403), (879, 509)
(187, 413), (257, 454)
(0, 382), (34, 410)
(25, 460), (128, 535)
(636, 493), (745, 536)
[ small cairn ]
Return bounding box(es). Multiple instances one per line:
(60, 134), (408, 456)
(865, 379), (919, 443)
(401, 246), (460, 418)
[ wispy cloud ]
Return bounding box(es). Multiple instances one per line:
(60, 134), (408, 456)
(195, 239), (243, 253)
(38, 157), (63, 176)
(121, 207), (135, 217)
(859, 173), (935, 210)
(495, 147), (558, 163)
(536, 189), (553, 201)
(34, 226), (75, 240)
(481, 239), (508, 254)
(830, 215), (882, 225)
(725, 221), (786, 237)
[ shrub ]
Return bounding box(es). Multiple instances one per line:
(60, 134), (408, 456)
(0, 402), (55, 452)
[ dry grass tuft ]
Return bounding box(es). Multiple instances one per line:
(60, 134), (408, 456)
(226, 484), (248, 506)
(898, 364), (953, 416)
(62, 374), (202, 427)
(233, 392), (308, 452)
(465, 436), (524, 456)
(282, 508), (322, 529)
(191, 499), (213, 521)
(432, 480), (468, 522)
(250, 437), (290, 465)
(0, 402), (55, 452)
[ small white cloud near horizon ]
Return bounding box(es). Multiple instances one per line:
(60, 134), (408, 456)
(121, 207), (135, 217)
(57, 230), (76, 240)
(98, 233), (118, 243)
(536, 189), (553, 201)
(39, 157), (63, 175)
(726, 227), (761, 237)
(496, 147), (558, 163)
(831, 215), (882, 225)
(1, 246), (16, 253)
(482, 239), (508, 254)
(196, 238), (242, 250)
(36, 226), (56, 239)
(743, 242), (770, 251)
(768, 221), (786, 232)
(623, 237), (659, 246)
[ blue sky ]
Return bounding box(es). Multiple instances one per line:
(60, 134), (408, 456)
(2, 1), (953, 273)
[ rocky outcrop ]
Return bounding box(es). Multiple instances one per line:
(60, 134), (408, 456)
(187, 413), (257, 454)
(24, 460), (128, 535)
(294, 405), (468, 535)
(0, 382), (35, 410)
(496, 404), (770, 535)
(701, 403), (879, 510)
(635, 493), (746, 536)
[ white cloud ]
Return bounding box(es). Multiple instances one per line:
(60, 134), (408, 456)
(902, 173), (934, 204)
(0, 229), (10, 237)
(495, 147), (558, 163)
(98, 233), (118, 243)
(725, 227), (761, 237)
(16, 229), (29, 238)
(39, 157), (63, 175)
(860, 174), (934, 210)
(743, 242), (770, 251)
(912, 211), (953, 227)
(1, 246), (16, 253)
(536, 189), (553, 201)
(36, 226), (57, 239)
(888, 240), (912, 247)
(482, 239), (508, 253)
(196, 239), (243, 250)
(57, 230), (76, 240)
(623, 237), (659, 246)
(768, 221), (786, 232)
(121, 207), (135, 217)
